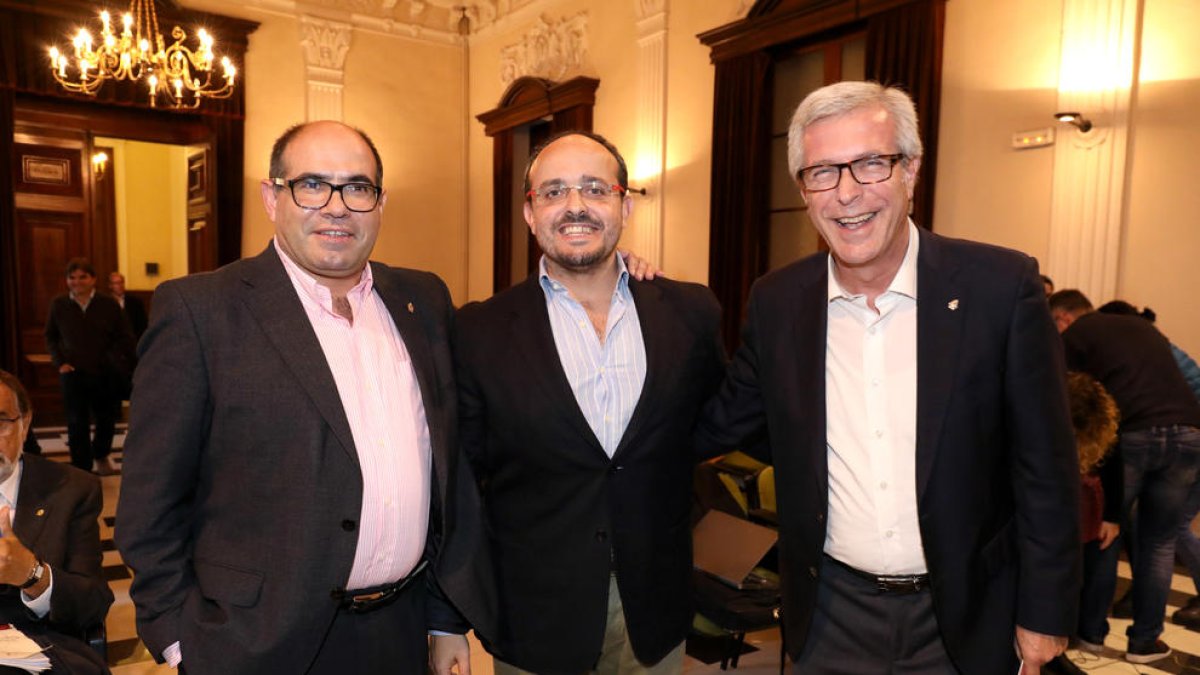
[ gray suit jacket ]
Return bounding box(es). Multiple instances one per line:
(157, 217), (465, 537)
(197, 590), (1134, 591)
(115, 244), (493, 674)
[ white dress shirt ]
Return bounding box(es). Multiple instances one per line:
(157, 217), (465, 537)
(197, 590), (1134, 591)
(823, 221), (926, 575)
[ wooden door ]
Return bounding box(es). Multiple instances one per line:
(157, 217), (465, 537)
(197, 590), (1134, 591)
(186, 146), (216, 274)
(12, 133), (93, 418)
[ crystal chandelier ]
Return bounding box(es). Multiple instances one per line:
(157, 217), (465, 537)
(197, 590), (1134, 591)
(47, 0), (237, 109)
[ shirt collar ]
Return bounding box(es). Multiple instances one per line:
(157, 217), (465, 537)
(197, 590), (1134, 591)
(538, 255), (631, 298)
(70, 289), (95, 304)
(827, 219), (920, 303)
(274, 237), (373, 315)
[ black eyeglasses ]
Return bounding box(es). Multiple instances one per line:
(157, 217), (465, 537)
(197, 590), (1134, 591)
(272, 177), (382, 212)
(796, 154), (907, 192)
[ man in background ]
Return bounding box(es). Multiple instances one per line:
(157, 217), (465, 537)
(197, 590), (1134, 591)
(1050, 289), (1200, 663)
(0, 369), (113, 675)
(44, 259), (134, 476)
(108, 272), (147, 341)
(455, 131), (724, 674)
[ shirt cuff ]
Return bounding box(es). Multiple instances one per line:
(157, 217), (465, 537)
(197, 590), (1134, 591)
(164, 641), (182, 667)
(20, 565), (52, 618)
(429, 630), (461, 637)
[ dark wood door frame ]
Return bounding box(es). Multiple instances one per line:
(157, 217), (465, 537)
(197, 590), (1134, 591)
(476, 76), (599, 294)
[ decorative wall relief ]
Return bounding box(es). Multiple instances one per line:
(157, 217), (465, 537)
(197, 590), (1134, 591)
(299, 16), (354, 122)
(499, 13), (588, 86)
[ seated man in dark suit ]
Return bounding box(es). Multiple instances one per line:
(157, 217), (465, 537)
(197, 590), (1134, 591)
(0, 369), (113, 675)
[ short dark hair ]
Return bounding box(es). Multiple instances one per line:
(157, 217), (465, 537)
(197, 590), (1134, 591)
(523, 130), (629, 201)
(1040, 274), (1054, 290)
(1098, 300), (1156, 323)
(66, 257), (95, 277)
(268, 123), (384, 185)
(0, 369), (31, 417)
(1048, 289), (1094, 315)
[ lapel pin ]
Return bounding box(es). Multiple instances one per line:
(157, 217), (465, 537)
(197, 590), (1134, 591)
(407, 302), (415, 314)
(35, 509), (44, 517)
(948, 299), (960, 311)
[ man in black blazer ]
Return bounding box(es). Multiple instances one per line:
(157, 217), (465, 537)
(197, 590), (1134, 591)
(455, 131), (725, 673)
(45, 259), (134, 475)
(107, 272), (147, 341)
(115, 121), (492, 674)
(0, 369), (112, 675)
(695, 82), (1079, 674)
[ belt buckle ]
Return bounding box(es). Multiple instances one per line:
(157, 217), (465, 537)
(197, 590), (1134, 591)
(877, 575), (924, 594)
(347, 589), (393, 613)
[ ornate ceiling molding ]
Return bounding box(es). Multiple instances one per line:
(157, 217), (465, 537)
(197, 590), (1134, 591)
(498, 12), (588, 86)
(300, 15), (353, 81)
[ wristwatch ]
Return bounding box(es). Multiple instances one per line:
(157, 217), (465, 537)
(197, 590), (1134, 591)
(19, 560), (44, 590)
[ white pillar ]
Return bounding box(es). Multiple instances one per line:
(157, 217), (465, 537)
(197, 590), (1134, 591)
(1047, 0), (1140, 302)
(299, 16), (353, 122)
(631, 0), (667, 267)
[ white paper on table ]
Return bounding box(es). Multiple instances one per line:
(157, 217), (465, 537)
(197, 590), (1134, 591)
(0, 624), (52, 672)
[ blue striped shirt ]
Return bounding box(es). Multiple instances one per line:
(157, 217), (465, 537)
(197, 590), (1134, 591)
(538, 256), (647, 457)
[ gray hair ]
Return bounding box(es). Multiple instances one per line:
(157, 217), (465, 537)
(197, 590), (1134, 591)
(786, 81), (923, 178)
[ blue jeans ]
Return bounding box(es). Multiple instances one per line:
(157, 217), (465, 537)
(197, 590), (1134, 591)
(1121, 425), (1200, 644)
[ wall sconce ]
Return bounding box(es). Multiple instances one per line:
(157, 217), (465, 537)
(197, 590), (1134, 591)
(626, 186), (648, 196)
(1054, 112), (1093, 133)
(91, 151), (109, 177)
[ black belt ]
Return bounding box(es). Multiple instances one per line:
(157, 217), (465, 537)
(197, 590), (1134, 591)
(824, 555), (929, 594)
(331, 560), (428, 613)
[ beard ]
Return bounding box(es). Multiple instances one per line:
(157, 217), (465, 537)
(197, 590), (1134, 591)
(538, 212), (618, 271)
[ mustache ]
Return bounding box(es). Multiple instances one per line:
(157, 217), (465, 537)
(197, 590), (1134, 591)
(554, 212), (603, 228)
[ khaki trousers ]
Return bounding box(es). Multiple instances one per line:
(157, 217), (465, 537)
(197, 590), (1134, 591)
(493, 575), (685, 675)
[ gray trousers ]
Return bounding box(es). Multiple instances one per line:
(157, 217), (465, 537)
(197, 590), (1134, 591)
(794, 558), (960, 674)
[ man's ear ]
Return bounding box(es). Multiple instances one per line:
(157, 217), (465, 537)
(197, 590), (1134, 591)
(261, 179), (280, 222)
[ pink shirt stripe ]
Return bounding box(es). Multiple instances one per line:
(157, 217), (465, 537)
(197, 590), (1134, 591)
(277, 243), (431, 589)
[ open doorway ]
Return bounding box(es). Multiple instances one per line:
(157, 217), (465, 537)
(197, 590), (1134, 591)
(92, 138), (208, 296)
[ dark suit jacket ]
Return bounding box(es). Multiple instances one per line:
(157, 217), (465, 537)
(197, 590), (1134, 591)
(455, 275), (725, 673)
(0, 454), (113, 674)
(697, 229), (1080, 674)
(115, 244), (494, 674)
(119, 294), (148, 341)
(45, 294), (135, 378)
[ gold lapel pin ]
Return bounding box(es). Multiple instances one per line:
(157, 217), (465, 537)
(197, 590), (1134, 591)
(407, 302), (415, 314)
(35, 509), (44, 517)
(948, 299), (960, 311)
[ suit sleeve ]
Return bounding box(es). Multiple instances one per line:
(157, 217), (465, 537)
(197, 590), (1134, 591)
(114, 282), (209, 660)
(1006, 258), (1081, 636)
(693, 284), (770, 462)
(47, 474), (114, 630)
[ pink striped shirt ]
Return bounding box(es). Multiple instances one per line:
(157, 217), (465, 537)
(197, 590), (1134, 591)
(276, 242), (431, 589)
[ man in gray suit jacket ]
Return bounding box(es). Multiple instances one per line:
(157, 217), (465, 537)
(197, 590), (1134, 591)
(115, 121), (492, 674)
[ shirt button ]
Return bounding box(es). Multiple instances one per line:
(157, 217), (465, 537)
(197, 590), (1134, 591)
(885, 530), (894, 538)
(595, 529), (608, 542)
(341, 519), (357, 531)
(871, 378), (880, 387)
(604, 415), (611, 422)
(880, 481), (888, 490)
(598, 367), (605, 374)
(868, 326), (876, 335)
(875, 429), (884, 438)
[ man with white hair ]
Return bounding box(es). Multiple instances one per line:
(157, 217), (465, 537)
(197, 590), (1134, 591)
(696, 81), (1079, 674)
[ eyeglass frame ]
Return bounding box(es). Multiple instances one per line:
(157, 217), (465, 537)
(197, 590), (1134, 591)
(271, 176), (383, 212)
(525, 181), (627, 205)
(795, 153), (908, 192)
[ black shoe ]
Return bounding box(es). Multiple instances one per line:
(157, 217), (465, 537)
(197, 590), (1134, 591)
(1112, 590), (1133, 619)
(1126, 639), (1172, 664)
(1173, 596), (1200, 628)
